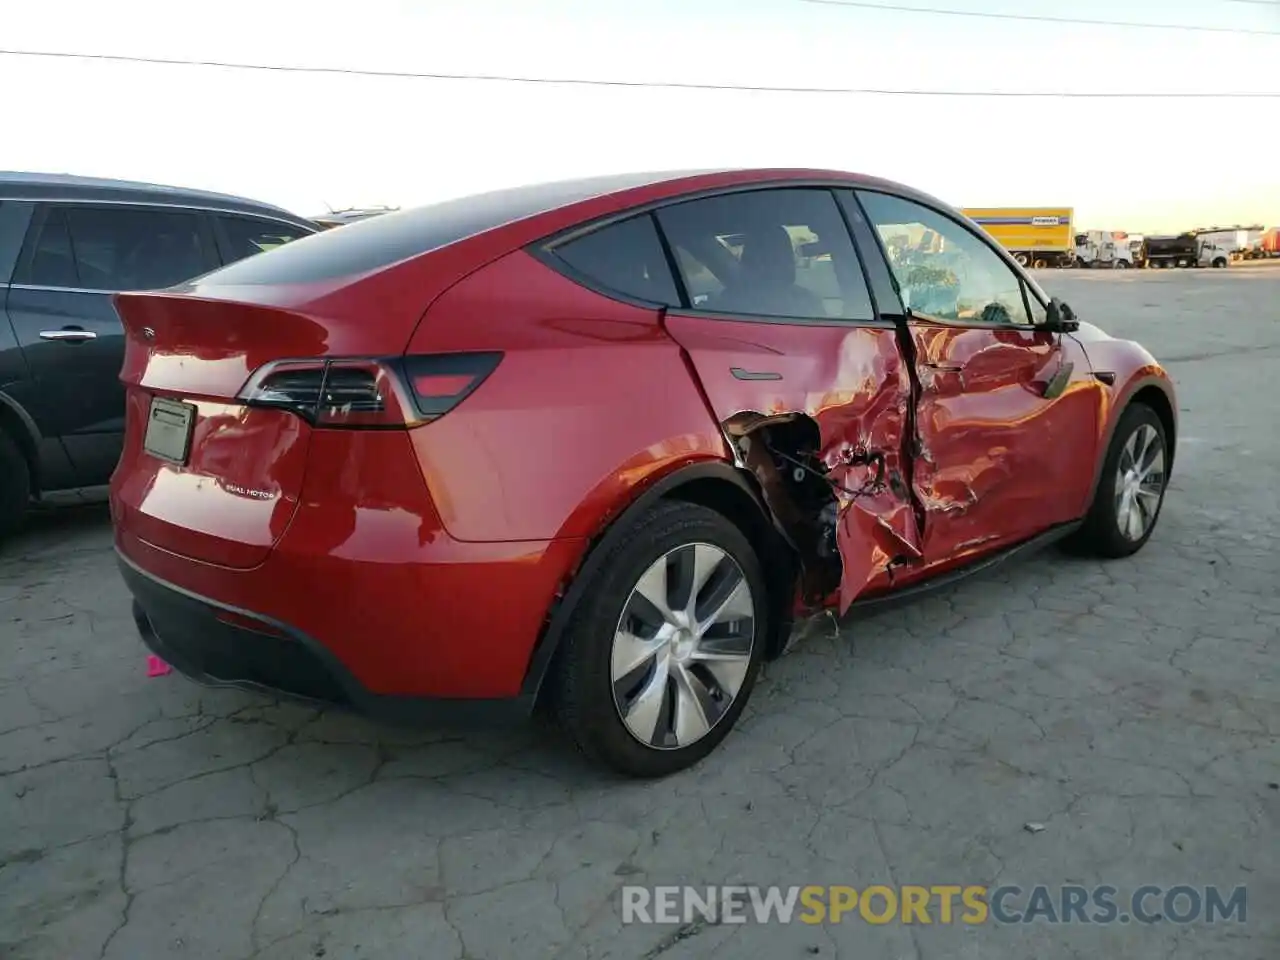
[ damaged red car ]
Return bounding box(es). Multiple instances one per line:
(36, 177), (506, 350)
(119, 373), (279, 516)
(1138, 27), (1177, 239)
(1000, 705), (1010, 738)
(110, 169), (1176, 777)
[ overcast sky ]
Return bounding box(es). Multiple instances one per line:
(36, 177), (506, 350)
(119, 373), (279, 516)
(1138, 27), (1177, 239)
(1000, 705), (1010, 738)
(3, 0), (1277, 233)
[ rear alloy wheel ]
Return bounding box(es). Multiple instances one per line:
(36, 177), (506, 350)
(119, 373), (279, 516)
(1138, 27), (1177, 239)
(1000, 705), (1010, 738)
(552, 500), (767, 777)
(1072, 404), (1169, 558)
(0, 430), (31, 543)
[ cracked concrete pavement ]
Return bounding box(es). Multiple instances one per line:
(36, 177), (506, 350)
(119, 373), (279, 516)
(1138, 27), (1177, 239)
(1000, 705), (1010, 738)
(2, 265), (1278, 960)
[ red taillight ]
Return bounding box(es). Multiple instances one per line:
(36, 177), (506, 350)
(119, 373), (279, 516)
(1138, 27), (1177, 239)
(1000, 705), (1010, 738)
(237, 352), (501, 428)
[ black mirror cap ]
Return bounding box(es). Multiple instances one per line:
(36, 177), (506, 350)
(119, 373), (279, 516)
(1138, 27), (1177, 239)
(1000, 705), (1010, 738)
(1046, 297), (1080, 333)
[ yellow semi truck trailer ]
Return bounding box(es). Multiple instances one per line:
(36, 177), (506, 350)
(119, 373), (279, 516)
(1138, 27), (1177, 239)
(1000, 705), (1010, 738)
(960, 207), (1075, 268)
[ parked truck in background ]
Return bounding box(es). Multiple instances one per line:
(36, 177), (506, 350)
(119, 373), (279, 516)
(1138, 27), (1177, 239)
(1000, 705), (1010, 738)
(1191, 226), (1264, 262)
(1245, 227), (1280, 259)
(1074, 230), (1135, 269)
(1266, 228), (1280, 257)
(1141, 233), (1231, 268)
(960, 207), (1075, 267)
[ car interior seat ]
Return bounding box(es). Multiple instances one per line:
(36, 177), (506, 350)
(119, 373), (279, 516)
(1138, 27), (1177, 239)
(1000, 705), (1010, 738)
(715, 223), (824, 318)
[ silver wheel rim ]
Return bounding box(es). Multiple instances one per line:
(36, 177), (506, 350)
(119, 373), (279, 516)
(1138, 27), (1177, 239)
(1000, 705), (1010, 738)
(610, 542), (756, 750)
(1114, 423), (1166, 541)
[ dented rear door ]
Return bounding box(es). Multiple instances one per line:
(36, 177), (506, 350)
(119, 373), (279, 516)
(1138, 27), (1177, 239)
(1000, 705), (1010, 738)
(654, 187), (922, 613)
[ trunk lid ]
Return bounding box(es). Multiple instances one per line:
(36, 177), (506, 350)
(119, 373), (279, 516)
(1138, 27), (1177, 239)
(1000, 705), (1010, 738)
(111, 277), (428, 568)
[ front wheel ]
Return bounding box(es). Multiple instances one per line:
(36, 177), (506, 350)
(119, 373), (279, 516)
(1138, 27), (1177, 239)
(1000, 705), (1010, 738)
(1071, 404), (1169, 558)
(551, 500), (769, 777)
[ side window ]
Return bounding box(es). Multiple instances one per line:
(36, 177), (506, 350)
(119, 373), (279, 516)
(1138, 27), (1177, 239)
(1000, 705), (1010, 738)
(217, 215), (311, 264)
(53, 206), (213, 291)
(857, 191), (1032, 326)
(655, 188), (875, 322)
(549, 214), (680, 304)
(15, 208), (79, 288)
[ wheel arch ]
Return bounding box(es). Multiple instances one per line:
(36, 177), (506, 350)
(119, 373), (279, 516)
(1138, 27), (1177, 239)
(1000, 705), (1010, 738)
(1129, 383), (1176, 466)
(519, 459), (799, 707)
(1087, 375), (1177, 505)
(0, 390), (39, 492)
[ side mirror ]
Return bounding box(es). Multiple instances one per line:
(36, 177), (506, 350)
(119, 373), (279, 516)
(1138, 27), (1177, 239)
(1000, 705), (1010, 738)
(1044, 297), (1079, 333)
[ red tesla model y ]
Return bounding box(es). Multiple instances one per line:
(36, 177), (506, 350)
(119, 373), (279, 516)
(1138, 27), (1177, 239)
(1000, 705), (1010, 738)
(110, 169), (1176, 777)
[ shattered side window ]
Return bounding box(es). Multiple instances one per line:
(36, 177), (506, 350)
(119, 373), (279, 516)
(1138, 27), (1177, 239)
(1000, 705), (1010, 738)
(856, 191), (1031, 325)
(655, 188), (875, 322)
(549, 214), (681, 305)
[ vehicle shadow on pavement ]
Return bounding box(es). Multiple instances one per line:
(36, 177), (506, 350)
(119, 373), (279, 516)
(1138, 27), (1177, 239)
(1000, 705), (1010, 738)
(1, 500), (112, 558)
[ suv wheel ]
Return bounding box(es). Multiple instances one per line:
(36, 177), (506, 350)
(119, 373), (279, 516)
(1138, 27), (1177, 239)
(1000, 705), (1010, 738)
(1072, 404), (1168, 558)
(552, 500), (768, 777)
(0, 430), (31, 541)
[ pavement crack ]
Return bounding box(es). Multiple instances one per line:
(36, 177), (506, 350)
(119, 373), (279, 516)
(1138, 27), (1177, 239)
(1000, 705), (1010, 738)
(97, 749), (134, 960)
(639, 916), (716, 958)
(248, 816), (302, 956)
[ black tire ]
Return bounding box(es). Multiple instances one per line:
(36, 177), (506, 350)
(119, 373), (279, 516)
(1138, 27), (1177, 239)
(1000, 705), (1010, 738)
(0, 429), (31, 542)
(551, 499), (769, 778)
(1071, 404), (1169, 558)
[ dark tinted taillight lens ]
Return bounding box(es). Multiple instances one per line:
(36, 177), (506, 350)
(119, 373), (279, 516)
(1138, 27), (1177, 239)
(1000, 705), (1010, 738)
(317, 361), (405, 428)
(239, 359), (411, 428)
(246, 362), (325, 411)
(403, 352), (503, 418)
(237, 353), (502, 428)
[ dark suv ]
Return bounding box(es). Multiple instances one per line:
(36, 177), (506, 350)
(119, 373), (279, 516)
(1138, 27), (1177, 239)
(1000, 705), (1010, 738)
(0, 172), (318, 537)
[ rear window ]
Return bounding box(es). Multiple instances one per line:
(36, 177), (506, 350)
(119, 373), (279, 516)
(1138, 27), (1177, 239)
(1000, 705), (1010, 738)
(655, 188), (876, 322)
(198, 172), (680, 287)
(216, 214), (312, 263)
(550, 215), (680, 304)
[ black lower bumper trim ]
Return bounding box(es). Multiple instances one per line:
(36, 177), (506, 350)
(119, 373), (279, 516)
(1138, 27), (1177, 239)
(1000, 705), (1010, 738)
(117, 551), (534, 728)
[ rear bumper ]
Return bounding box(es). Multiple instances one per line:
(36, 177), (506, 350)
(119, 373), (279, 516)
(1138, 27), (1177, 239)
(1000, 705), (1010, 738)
(119, 551), (543, 726)
(114, 511), (588, 712)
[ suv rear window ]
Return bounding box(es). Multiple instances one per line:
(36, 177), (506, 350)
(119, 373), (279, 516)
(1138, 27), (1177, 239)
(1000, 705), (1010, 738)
(549, 215), (679, 304)
(655, 188), (876, 322)
(216, 215), (311, 263)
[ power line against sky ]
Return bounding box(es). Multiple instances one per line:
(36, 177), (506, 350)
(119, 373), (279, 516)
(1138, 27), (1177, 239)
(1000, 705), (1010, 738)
(801, 0), (1280, 35)
(1, 48), (1278, 98)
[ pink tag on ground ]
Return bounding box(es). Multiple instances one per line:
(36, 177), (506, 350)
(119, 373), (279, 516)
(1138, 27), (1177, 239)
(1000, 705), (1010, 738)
(146, 655), (173, 677)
